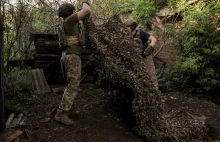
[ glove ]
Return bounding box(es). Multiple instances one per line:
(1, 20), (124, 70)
(144, 45), (154, 56)
(82, 1), (90, 6)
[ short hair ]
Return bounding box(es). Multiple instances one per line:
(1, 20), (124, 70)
(58, 3), (75, 18)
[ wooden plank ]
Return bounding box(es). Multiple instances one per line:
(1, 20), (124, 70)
(35, 54), (61, 57)
(16, 113), (23, 125)
(38, 69), (51, 93)
(5, 113), (15, 129)
(35, 46), (61, 55)
(10, 118), (18, 128)
(18, 117), (27, 126)
(29, 69), (51, 94)
(35, 46), (93, 55)
(35, 39), (59, 47)
(34, 61), (66, 85)
(32, 69), (41, 94)
(36, 68), (45, 94)
(30, 33), (59, 46)
(28, 70), (37, 92)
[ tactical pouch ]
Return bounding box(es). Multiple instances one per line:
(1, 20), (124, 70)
(78, 33), (85, 46)
(78, 20), (86, 46)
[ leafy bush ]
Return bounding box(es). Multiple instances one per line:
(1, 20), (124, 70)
(91, 0), (168, 26)
(170, 1), (220, 94)
(5, 68), (46, 111)
(131, 0), (167, 25)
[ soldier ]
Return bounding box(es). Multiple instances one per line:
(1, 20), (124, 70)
(126, 19), (159, 90)
(55, 2), (91, 125)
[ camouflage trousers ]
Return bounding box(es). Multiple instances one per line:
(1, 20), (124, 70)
(145, 55), (159, 91)
(59, 53), (81, 112)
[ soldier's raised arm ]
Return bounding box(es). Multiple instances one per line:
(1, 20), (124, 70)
(77, 2), (91, 20)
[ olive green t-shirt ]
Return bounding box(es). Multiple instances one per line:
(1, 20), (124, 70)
(63, 13), (80, 54)
(64, 12), (79, 36)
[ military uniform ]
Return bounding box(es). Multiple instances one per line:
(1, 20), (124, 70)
(58, 12), (84, 112)
(54, 12), (85, 125)
(59, 53), (81, 111)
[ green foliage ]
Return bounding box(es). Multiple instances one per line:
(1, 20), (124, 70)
(3, 1), (60, 69)
(5, 68), (47, 111)
(131, 0), (157, 25)
(91, 0), (168, 25)
(91, 0), (131, 18)
(170, 0), (220, 93)
(132, 0), (168, 23)
(167, 0), (177, 8)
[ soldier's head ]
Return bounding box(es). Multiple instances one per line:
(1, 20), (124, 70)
(126, 19), (138, 32)
(58, 3), (75, 18)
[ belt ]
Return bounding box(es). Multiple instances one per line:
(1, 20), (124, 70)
(63, 52), (81, 56)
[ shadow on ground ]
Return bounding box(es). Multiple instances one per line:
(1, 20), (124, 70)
(5, 84), (220, 142)
(17, 84), (144, 142)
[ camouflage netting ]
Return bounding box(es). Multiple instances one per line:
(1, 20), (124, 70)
(83, 15), (207, 141)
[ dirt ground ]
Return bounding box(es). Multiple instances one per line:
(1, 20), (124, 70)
(10, 84), (143, 142)
(3, 83), (220, 142)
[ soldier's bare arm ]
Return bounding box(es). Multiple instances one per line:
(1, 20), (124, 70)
(77, 3), (91, 20)
(148, 36), (157, 47)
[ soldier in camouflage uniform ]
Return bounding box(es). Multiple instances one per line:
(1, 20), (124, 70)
(55, 2), (91, 125)
(126, 19), (159, 90)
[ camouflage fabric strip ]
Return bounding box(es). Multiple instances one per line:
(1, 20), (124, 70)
(59, 53), (81, 111)
(133, 30), (159, 91)
(145, 55), (159, 91)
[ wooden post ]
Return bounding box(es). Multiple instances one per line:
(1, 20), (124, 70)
(0, 12), (5, 133)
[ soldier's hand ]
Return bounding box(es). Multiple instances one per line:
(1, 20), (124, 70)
(144, 45), (154, 56)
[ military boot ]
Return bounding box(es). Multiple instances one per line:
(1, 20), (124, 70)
(69, 105), (79, 119)
(54, 109), (74, 125)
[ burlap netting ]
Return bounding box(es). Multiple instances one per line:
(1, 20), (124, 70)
(83, 15), (207, 142)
